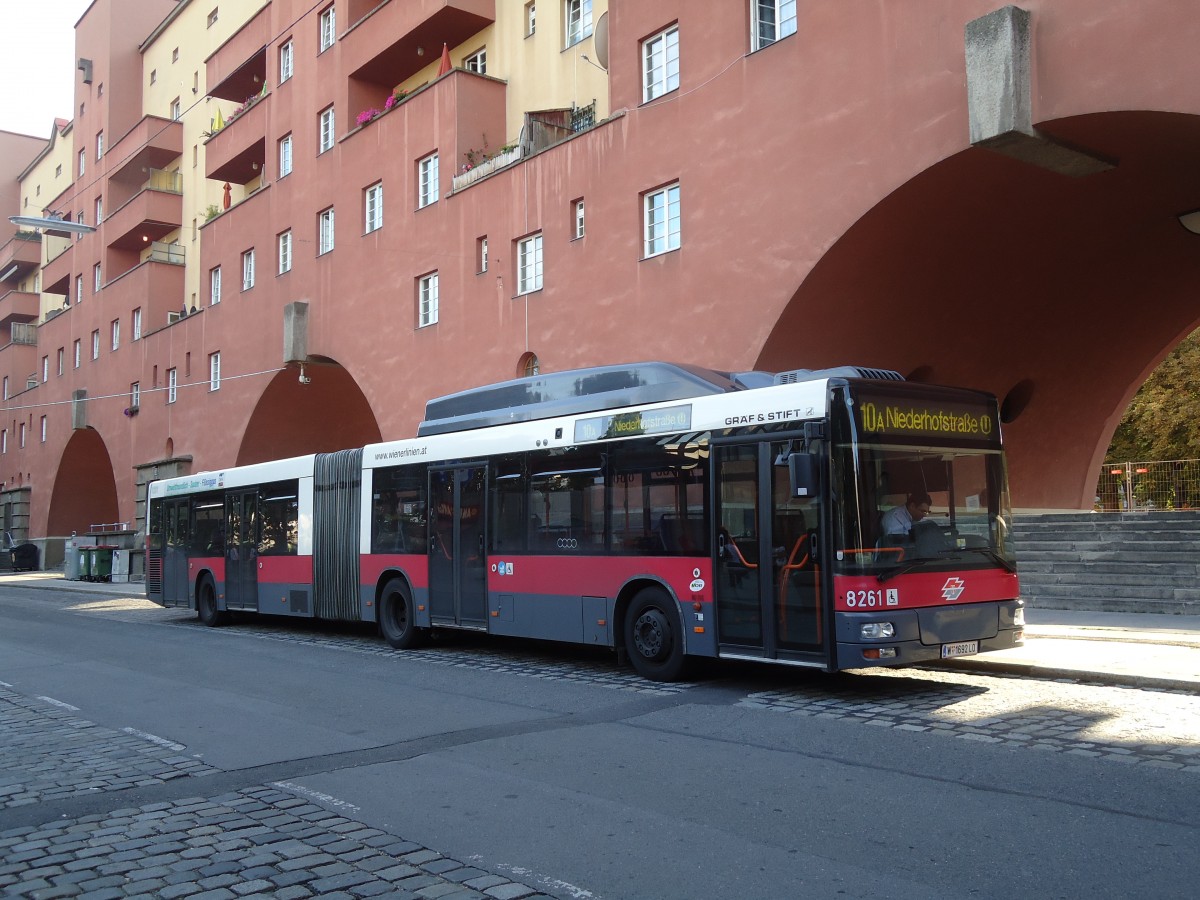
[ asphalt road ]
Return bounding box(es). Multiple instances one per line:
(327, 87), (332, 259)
(2, 583), (1198, 899)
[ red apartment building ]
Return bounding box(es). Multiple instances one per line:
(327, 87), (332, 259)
(3, 0), (1200, 569)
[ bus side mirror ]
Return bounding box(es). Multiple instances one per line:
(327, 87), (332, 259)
(789, 453), (818, 498)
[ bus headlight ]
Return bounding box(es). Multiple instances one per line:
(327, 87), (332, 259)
(860, 622), (895, 640)
(1013, 607), (1025, 626)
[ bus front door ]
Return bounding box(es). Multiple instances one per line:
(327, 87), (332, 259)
(713, 441), (827, 663)
(162, 498), (190, 607)
(428, 466), (488, 629)
(224, 490), (259, 611)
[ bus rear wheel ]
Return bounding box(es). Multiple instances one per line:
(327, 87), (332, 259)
(379, 578), (424, 650)
(625, 588), (688, 682)
(196, 578), (227, 627)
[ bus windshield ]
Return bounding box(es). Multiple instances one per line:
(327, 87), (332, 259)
(831, 385), (1015, 578)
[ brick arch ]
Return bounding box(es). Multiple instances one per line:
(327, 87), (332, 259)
(757, 110), (1200, 510)
(236, 358), (383, 466)
(47, 428), (119, 535)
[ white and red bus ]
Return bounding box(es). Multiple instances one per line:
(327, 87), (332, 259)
(147, 362), (1023, 680)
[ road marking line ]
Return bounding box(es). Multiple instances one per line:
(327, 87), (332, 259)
(37, 696), (80, 711)
(271, 780), (362, 813)
(122, 727), (185, 751)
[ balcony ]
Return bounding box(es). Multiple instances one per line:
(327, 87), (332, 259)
(205, 92), (268, 185)
(0, 291), (38, 328)
(103, 185), (183, 253)
(343, 0), (495, 114)
(42, 242), (73, 297)
(102, 255), (185, 333)
(0, 335), (37, 395)
(107, 115), (183, 186)
(206, 3), (270, 102)
(0, 233), (41, 286)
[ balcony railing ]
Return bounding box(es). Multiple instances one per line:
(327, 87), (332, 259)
(148, 241), (185, 265)
(11, 323), (36, 346)
(146, 168), (183, 193)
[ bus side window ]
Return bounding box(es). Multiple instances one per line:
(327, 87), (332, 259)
(491, 454), (527, 554)
(371, 465), (427, 555)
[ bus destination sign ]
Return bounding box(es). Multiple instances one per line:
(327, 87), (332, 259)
(574, 404), (692, 443)
(855, 393), (998, 445)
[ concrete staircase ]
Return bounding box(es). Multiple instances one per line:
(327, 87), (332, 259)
(1013, 512), (1200, 614)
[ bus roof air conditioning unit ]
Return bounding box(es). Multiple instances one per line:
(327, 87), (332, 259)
(775, 366), (905, 385)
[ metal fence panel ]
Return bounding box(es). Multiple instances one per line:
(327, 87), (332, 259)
(1095, 459), (1200, 511)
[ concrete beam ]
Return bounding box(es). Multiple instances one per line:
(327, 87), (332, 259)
(283, 300), (308, 364)
(71, 390), (87, 430)
(966, 6), (1113, 177)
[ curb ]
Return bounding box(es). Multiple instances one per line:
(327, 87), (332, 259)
(929, 658), (1200, 695)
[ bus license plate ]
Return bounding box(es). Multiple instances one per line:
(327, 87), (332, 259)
(941, 641), (979, 659)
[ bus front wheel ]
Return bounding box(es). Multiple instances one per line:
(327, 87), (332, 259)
(196, 579), (227, 627)
(625, 588), (687, 682)
(380, 578), (424, 650)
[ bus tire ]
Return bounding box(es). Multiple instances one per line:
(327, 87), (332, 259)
(625, 587), (688, 682)
(379, 578), (424, 650)
(196, 578), (227, 627)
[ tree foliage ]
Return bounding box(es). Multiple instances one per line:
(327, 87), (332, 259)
(1105, 327), (1200, 462)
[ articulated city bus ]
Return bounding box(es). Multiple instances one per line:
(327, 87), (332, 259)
(147, 362), (1023, 680)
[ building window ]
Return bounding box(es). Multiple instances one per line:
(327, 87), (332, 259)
(95, 196), (103, 224)
(76, 212), (84, 242)
(319, 107), (335, 153)
(207, 8), (218, 28)
(365, 182), (383, 233)
(75, 275), (83, 304)
(525, 2), (536, 36)
(19, 424), (25, 449)
(96, 131), (103, 160)
(172, 47), (179, 63)
(242, 249), (255, 290)
(573, 198), (585, 239)
(171, 98), (182, 120)
(517, 233), (543, 295)
(209, 352), (221, 391)
(211, 266), (222, 304)
(644, 182), (681, 257)
(56, 348), (64, 376)
(93, 263), (102, 293)
(418, 153), (439, 208)
(464, 49), (486, 74)
(78, 149), (85, 177)
(319, 5), (336, 52)
(565, 0), (592, 47)
(278, 230), (292, 273)
(130, 382), (141, 409)
(73, 340), (81, 369)
(2, 430), (6, 454)
(477, 236), (488, 273)
(91, 330), (100, 360)
(56, 164), (62, 178)
(40, 417), (46, 443)
(520, 352), (540, 377)
(132, 308), (142, 341)
(642, 25), (680, 102)
(111, 319), (120, 351)
(1, 377), (7, 400)
(41, 356), (48, 383)
(168, 368), (178, 403)
(753, 0), (797, 50)
(280, 40), (293, 82)
(418, 272), (439, 327)
(279, 134), (293, 176)
(150, 69), (157, 85)
(318, 208), (335, 254)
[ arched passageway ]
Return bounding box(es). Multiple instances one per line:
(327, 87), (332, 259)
(47, 429), (120, 535)
(758, 110), (1200, 510)
(236, 359), (383, 466)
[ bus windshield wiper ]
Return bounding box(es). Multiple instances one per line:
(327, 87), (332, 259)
(876, 555), (945, 583)
(957, 546), (1017, 572)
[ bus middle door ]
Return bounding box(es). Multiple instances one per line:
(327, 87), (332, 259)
(428, 465), (488, 629)
(162, 498), (190, 607)
(224, 490), (259, 611)
(713, 440), (827, 664)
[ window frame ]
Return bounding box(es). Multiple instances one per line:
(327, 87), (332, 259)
(279, 39), (294, 83)
(365, 182), (383, 233)
(279, 133), (293, 177)
(418, 271), (440, 328)
(91, 330), (100, 361)
(573, 198), (585, 239)
(565, 0), (593, 48)
(417, 153), (439, 208)
(132, 307), (142, 341)
(643, 181), (682, 258)
(464, 48), (487, 74)
(319, 5), (336, 53)
(319, 106), (335, 154)
(110, 318), (120, 352)
(278, 230), (293, 273)
(752, 0), (798, 52)
(642, 24), (680, 103)
(516, 233), (544, 295)
(318, 207), (335, 255)
(242, 249), (256, 290)
(167, 367), (178, 404)
(211, 266), (222, 304)
(209, 352), (221, 391)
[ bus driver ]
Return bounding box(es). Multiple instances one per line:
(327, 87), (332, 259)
(881, 492), (932, 539)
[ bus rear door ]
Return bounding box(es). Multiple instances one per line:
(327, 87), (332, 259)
(224, 490), (259, 611)
(162, 498), (190, 607)
(713, 439), (828, 665)
(429, 465), (488, 629)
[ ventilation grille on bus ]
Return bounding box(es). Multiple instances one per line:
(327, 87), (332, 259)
(774, 366), (905, 385)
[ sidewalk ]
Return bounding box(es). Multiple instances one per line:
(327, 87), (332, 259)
(3, 571), (1199, 692)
